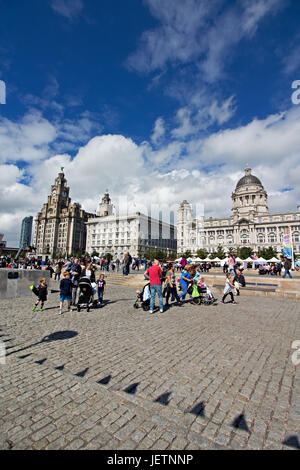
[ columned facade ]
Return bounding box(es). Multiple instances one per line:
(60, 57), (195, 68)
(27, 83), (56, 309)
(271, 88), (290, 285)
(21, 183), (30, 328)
(86, 194), (177, 258)
(177, 167), (300, 257)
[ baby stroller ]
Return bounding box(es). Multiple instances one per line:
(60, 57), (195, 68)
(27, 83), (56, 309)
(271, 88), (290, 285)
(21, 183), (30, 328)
(190, 281), (217, 306)
(134, 283), (151, 311)
(77, 276), (98, 312)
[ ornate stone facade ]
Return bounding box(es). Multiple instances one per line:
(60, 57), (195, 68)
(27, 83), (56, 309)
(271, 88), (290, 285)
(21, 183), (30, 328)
(86, 193), (177, 258)
(33, 169), (94, 256)
(177, 166), (300, 257)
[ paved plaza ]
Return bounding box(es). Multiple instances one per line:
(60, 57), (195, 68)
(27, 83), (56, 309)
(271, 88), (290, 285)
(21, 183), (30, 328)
(0, 282), (300, 450)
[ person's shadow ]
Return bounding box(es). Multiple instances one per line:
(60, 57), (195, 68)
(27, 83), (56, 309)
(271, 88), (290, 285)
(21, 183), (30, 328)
(6, 331), (78, 357)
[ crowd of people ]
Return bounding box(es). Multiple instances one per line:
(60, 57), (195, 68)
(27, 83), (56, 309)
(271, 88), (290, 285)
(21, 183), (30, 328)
(0, 252), (297, 314)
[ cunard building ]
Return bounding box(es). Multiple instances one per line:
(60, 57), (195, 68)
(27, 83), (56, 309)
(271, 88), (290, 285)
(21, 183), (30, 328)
(178, 166), (300, 257)
(86, 192), (177, 259)
(33, 169), (94, 256)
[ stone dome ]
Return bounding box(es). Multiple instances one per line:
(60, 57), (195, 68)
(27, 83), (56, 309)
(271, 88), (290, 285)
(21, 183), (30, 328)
(235, 167), (263, 190)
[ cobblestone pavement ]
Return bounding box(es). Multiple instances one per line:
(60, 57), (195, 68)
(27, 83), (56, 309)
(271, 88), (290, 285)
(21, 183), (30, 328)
(0, 285), (299, 450)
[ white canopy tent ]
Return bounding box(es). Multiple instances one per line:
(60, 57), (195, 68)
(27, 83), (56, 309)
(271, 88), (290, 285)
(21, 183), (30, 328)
(269, 257), (281, 263)
(256, 257), (267, 264)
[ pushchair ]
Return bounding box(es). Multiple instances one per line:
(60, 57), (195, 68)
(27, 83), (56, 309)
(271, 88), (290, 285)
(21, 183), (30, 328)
(133, 283), (151, 311)
(76, 276), (98, 312)
(190, 281), (217, 306)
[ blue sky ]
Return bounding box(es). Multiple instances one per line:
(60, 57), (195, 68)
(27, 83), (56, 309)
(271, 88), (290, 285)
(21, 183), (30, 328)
(1, 0), (300, 245)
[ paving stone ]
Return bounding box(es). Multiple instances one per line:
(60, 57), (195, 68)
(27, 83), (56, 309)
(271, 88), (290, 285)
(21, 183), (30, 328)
(1, 285), (299, 451)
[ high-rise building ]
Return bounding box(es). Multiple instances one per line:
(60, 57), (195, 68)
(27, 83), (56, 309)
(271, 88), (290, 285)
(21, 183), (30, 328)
(33, 168), (95, 256)
(178, 166), (300, 257)
(19, 216), (33, 248)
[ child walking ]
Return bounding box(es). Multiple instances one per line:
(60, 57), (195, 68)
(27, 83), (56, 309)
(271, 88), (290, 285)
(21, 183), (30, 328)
(59, 272), (72, 315)
(221, 273), (237, 304)
(31, 278), (48, 311)
(97, 274), (106, 306)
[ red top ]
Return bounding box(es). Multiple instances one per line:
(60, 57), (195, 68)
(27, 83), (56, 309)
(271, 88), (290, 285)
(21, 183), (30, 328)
(145, 265), (162, 285)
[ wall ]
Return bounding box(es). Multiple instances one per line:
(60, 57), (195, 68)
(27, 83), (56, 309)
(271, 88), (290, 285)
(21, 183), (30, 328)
(0, 269), (50, 299)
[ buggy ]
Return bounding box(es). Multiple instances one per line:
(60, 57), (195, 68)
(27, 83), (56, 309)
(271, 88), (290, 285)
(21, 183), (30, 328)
(190, 281), (217, 306)
(76, 276), (98, 312)
(133, 283), (151, 311)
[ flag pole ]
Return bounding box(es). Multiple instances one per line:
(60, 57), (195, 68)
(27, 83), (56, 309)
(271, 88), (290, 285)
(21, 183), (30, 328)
(290, 227), (295, 270)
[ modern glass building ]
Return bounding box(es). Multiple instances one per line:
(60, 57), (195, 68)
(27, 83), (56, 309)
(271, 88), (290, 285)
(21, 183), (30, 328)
(19, 216), (33, 248)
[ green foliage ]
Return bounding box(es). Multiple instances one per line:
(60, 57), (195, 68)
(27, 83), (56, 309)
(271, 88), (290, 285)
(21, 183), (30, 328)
(182, 250), (192, 259)
(257, 247), (278, 260)
(166, 252), (177, 261)
(91, 250), (99, 257)
(143, 249), (170, 262)
(105, 252), (113, 262)
(236, 246), (254, 259)
(196, 249), (209, 259)
(210, 245), (226, 259)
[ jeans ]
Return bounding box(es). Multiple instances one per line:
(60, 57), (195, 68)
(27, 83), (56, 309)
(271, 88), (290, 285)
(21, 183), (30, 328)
(150, 285), (164, 311)
(98, 289), (104, 304)
(54, 272), (61, 281)
(72, 286), (78, 305)
(283, 269), (292, 279)
(178, 284), (189, 302)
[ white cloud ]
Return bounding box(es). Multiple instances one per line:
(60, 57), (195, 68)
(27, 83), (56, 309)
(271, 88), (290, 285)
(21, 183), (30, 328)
(0, 111), (57, 163)
(49, 0), (84, 21)
(151, 117), (165, 145)
(0, 109), (103, 164)
(2, 104), (300, 247)
(171, 96), (236, 138)
(128, 0), (285, 82)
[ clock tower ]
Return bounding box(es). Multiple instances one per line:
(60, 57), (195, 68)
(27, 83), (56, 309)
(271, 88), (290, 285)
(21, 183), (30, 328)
(33, 169), (94, 256)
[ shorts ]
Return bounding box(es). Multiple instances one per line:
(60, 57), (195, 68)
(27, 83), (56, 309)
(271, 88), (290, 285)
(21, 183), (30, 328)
(60, 295), (71, 302)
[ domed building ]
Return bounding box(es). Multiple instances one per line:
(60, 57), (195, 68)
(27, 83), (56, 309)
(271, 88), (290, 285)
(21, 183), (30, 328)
(177, 166), (300, 257)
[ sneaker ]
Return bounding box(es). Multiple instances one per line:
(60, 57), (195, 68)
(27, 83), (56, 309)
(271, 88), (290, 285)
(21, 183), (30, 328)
(149, 310), (154, 314)
(232, 301), (237, 304)
(39, 308), (44, 311)
(32, 306), (36, 311)
(221, 300), (225, 304)
(59, 309), (63, 315)
(160, 309), (164, 313)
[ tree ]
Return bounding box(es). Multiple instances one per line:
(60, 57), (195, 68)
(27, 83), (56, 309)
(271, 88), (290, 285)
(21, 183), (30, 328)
(182, 250), (192, 259)
(237, 246), (254, 260)
(227, 247), (237, 257)
(257, 247), (278, 260)
(196, 249), (209, 259)
(105, 253), (113, 262)
(91, 250), (99, 257)
(167, 252), (177, 261)
(143, 249), (170, 262)
(210, 245), (226, 259)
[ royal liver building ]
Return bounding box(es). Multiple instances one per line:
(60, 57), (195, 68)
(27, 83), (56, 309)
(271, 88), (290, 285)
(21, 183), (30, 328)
(177, 166), (300, 257)
(33, 169), (94, 256)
